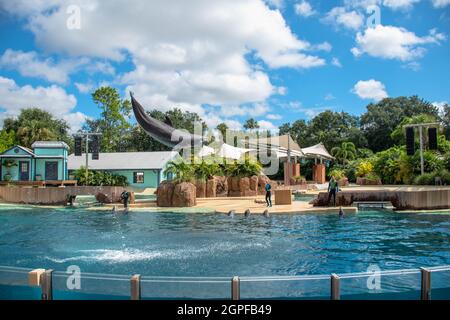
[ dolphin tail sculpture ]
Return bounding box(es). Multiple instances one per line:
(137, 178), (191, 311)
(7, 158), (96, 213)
(130, 92), (205, 149)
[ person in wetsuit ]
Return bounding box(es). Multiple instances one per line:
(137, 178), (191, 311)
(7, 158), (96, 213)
(327, 176), (339, 206)
(120, 191), (130, 209)
(265, 182), (272, 207)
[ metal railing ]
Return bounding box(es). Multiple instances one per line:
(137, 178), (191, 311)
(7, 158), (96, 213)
(0, 265), (449, 300)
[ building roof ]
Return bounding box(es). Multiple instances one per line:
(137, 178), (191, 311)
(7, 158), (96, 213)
(32, 141), (69, 149)
(67, 151), (180, 170)
(301, 143), (334, 160)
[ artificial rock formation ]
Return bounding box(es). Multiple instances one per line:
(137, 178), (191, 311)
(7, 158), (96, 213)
(156, 181), (176, 207)
(171, 182), (197, 207)
(96, 192), (113, 204)
(195, 180), (206, 198)
(206, 178), (217, 198)
(215, 176), (228, 197)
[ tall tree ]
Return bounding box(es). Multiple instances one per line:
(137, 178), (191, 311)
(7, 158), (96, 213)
(0, 129), (15, 153)
(84, 87), (131, 152)
(3, 108), (72, 148)
(360, 96), (438, 152)
(331, 142), (357, 165)
(216, 122), (228, 140)
(243, 118), (260, 131)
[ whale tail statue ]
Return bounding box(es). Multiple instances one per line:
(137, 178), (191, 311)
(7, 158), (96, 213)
(130, 92), (205, 149)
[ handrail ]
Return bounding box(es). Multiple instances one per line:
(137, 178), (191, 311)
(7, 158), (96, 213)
(0, 264), (449, 300)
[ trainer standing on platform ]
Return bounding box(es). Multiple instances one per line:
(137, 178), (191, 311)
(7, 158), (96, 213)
(327, 176), (339, 206)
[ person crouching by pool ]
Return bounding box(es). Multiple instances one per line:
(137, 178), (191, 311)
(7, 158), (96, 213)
(327, 176), (339, 206)
(265, 182), (272, 207)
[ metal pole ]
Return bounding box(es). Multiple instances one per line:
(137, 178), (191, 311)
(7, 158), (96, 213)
(231, 276), (240, 300)
(130, 274), (141, 300)
(419, 126), (424, 175)
(420, 268), (431, 300)
(85, 134), (89, 185)
(331, 273), (340, 300)
(40, 269), (53, 300)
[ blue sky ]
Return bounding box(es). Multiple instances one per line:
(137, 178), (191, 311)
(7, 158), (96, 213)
(0, 0), (449, 132)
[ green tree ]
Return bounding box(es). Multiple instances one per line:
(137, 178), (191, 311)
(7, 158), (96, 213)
(331, 142), (357, 165)
(3, 108), (72, 148)
(390, 114), (437, 145)
(0, 129), (16, 153)
(216, 123), (228, 140)
(243, 118), (260, 131)
(163, 159), (195, 182)
(360, 96), (438, 152)
(84, 87), (131, 152)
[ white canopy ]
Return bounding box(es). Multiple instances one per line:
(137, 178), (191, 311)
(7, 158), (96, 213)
(218, 143), (254, 160)
(197, 145), (215, 158)
(301, 143), (334, 160)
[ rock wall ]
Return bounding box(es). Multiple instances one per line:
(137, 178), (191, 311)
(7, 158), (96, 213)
(313, 188), (450, 210)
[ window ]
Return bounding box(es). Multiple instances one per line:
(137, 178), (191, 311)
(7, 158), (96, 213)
(21, 162), (28, 171)
(133, 172), (144, 184)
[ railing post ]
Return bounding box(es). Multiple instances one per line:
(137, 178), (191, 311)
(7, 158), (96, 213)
(331, 273), (340, 300)
(131, 274), (141, 300)
(40, 269), (53, 300)
(231, 276), (240, 300)
(420, 268), (431, 300)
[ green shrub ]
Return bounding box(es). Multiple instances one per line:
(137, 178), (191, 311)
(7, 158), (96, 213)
(355, 160), (374, 177)
(74, 166), (128, 186)
(329, 168), (346, 180)
(365, 172), (380, 182)
(414, 173), (437, 185)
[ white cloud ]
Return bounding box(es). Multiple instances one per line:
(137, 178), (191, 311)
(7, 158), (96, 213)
(0, 49), (80, 84)
(265, 0), (284, 9)
(258, 119), (279, 132)
(352, 79), (388, 101)
(219, 103), (270, 118)
(323, 7), (364, 30)
(351, 25), (446, 61)
(382, 0), (420, 10)
(294, 1), (316, 17)
(331, 57), (342, 67)
(0, 76), (86, 130)
(325, 93), (336, 100)
(432, 101), (448, 115)
(311, 42), (332, 52)
(432, 0), (450, 7)
(74, 82), (94, 94)
(266, 113), (282, 120)
(2, 0), (327, 117)
(62, 111), (91, 133)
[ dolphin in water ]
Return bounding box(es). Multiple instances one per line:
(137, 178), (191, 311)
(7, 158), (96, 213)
(130, 92), (205, 148)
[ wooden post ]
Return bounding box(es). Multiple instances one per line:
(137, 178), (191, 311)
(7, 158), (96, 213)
(420, 268), (431, 300)
(40, 269), (53, 300)
(231, 276), (240, 300)
(131, 274), (141, 300)
(331, 273), (340, 300)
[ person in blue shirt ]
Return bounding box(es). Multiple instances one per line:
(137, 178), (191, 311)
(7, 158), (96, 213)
(265, 182), (272, 207)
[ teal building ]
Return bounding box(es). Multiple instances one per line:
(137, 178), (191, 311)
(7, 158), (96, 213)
(0, 141), (69, 182)
(67, 151), (179, 189)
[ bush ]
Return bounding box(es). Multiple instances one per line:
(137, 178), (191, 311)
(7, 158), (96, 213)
(74, 167), (128, 186)
(414, 173), (437, 185)
(356, 160), (374, 177)
(329, 168), (346, 180)
(365, 172), (381, 182)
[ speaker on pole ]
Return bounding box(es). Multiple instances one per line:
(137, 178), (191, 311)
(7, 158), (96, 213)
(91, 135), (99, 160)
(74, 137), (82, 156)
(406, 127), (415, 156)
(428, 127), (438, 150)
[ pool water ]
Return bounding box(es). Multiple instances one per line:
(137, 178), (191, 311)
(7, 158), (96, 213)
(0, 205), (449, 299)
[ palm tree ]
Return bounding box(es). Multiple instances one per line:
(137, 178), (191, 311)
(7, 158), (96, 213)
(17, 120), (56, 147)
(216, 123), (229, 140)
(243, 118), (260, 131)
(163, 159), (194, 182)
(331, 142), (357, 165)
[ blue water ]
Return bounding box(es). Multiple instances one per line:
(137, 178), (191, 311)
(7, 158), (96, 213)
(0, 205), (449, 299)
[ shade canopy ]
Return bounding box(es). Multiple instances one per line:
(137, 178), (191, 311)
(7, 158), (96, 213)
(301, 143), (334, 160)
(196, 143), (253, 160)
(247, 135), (304, 158)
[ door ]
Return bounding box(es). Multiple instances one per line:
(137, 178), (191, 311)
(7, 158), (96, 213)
(19, 161), (30, 181)
(45, 162), (58, 180)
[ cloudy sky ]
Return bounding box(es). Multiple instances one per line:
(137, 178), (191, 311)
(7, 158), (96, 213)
(0, 0), (449, 132)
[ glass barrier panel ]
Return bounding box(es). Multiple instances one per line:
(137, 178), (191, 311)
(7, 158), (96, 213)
(0, 266), (41, 300)
(141, 277), (231, 300)
(429, 267), (450, 300)
(340, 269), (421, 300)
(240, 276), (330, 300)
(52, 271), (130, 300)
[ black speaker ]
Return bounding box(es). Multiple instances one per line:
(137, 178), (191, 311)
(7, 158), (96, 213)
(91, 136), (99, 160)
(406, 127), (415, 156)
(74, 137), (82, 156)
(428, 127), (438, 150)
